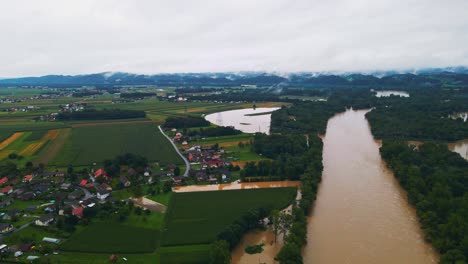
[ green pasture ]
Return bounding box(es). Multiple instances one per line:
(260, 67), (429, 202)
(162, 187), (297, 246)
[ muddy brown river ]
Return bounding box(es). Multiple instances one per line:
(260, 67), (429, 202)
(303, 109), (438, 263)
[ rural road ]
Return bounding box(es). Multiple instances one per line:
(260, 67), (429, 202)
(158, 125), (190, 177)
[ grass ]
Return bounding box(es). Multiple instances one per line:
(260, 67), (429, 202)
(60, 223), (159, 253)
(51, 122), (183, 166)
(24, 129), (49, 141)
(159, 244), (210, 264)
(42, 251), (160, 264)
(147, 192), (172, 206)
(3, 225), (58, 244)
(162, 187), (297, 246)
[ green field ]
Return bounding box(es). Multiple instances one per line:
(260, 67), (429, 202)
(60, 223), (159, 253)
(159, 245), (210, 264)
(51, 122), (182, 166)
(162, 187), (296, 246)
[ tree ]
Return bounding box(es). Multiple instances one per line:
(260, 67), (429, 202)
(271, 210), (281, 243)
(132, 185), (143, 198)
(209, 240), (231, 264)
(163, 181), (172, 193)
(174, 167), (181, 176)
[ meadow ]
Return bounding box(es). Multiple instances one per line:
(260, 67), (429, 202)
(51, 122), (183, 166)
(60, 223), (159, 253)
(162, 187), (297, 246)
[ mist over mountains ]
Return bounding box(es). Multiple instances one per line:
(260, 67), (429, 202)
(1, 67), (468, 88)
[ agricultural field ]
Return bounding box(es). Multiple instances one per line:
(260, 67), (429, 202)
(162, 187), (297, 246)
(0, 127), (68, 166)
(51, 122), (182, 167)
(60, 223), (159, 253)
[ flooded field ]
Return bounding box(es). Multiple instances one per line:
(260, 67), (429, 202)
(448, 139), (468, 160)
(205, 107), (280, 134)
(303, 109), (437, 263)
(173, 181), (300, 193)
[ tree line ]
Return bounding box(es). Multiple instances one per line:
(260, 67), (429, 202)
(380, 141), (468, 264)
(56, 109), (146, 121)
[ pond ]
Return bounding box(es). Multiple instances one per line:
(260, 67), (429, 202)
(375, 90), (410, 97)
(204, 107), (280, 134)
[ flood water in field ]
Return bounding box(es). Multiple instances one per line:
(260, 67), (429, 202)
(173, 180), (300, 193)
(303, 109), (437, 263)
(205, 107), (280, 134)
(375, 90), (410, 97)
(448, 139), (468, 160)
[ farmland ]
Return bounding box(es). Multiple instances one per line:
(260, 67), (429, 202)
(60, 223), (159, 253)
(162, 187), (297, 246)
(51, 122), (183, 167)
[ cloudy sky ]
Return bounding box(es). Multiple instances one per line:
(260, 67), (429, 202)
(1, 0), (468, 77)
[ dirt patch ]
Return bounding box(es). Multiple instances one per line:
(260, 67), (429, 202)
(131, 197), (166, 213)
(70, 120), (156, 127)
(35, 128), (71, 165)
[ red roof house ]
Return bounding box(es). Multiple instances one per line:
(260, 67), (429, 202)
(23, 175), (33, 183)
(94, 169), (109, 181)
(0, 177), (8, 185)
(79, 179), (87, 187)
(72, 206), (84, 218)
(0, 186), (13, 195)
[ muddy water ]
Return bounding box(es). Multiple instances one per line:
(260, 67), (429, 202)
(173, 181), (300, 193)
(448, 139), (468, 160)
(303, 109), (437, 264)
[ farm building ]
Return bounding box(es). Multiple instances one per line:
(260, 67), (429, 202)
(0, 177), (8, 185)
(0, 223), (13, 234)
(22, 175), (33, 183)
(35, 213), (55, 226)
(0, 186), (13, 196)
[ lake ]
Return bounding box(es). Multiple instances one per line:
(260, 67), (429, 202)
(204, 107), (280, 134)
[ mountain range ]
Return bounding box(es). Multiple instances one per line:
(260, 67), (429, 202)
(1, 67), (468, 88)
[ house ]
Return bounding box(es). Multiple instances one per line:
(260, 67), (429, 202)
(127, 168), (137, 177)
(35, 213), (54, 226)
(18, 192), (35, 201)
(42, 172), (65, 178)
(0, 198), (13, 208)
(3, 208), (20, 220)
(42, 237), (60, 244)
(23, 175), (33, 183)
(60, 183), (71, 190)
(93, 169), (109, 181)
(18, 243), (33, 252)
(120, 176), (131, 187)
(0, 177), (8, 185)
(0, 186), (13, 196)
(72, 206), (84, 218)
(99, 183), (112, 192)
(68, 189), (84, 200)
(203, 160), (224, 168)
(172, 176), (184, 185)
(97, 190), (110, 201)
(79, 179), (87, 187)
(0, 223), (13, 234)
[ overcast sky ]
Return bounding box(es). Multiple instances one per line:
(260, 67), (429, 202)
(1, 0), (468, 77)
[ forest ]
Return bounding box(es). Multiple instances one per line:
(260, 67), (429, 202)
(380, 141), (468, 263)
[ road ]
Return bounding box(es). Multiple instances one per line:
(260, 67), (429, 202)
(158, 125), (190, 177)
